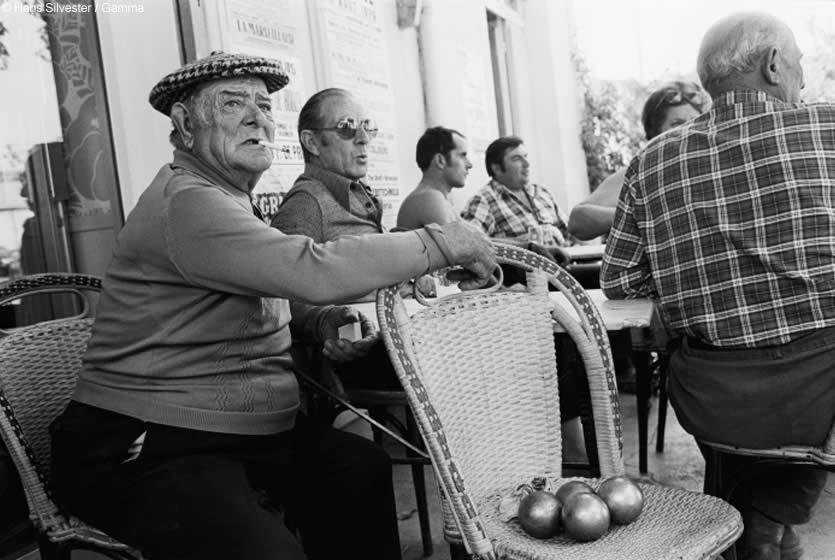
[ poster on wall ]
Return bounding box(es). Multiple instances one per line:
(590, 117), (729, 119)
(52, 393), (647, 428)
(315, 0), (402, 229)
(223, 0), (308, 220)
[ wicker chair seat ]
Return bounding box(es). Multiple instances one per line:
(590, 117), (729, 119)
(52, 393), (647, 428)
(478, 481), (741, 560)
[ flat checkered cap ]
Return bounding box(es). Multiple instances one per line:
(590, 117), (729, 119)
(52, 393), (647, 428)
(148, 51), (289, 115)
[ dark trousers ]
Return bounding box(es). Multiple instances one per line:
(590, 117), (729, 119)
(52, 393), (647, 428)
(668, 327), (835, 526)
(50, 402), (401, 560)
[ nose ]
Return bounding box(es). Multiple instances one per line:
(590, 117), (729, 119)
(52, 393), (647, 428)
(243, 102), (272, 129)
(354, 126), (371, 144)
(465, 158), (473, 169)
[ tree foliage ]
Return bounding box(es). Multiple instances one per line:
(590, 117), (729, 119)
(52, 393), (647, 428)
(0, 0), (49, 70)
(573, 54), (649, 191)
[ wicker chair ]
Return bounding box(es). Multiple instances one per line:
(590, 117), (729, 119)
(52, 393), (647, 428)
(0, 273), (142, 560)
(700, 425), (835, 560)
(376, 244), (743, 560)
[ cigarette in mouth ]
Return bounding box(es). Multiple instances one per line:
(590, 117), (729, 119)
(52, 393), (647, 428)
(258, 140), (281, 149)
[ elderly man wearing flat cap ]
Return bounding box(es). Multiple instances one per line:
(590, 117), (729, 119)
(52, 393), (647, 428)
(48, 51), (496, 560)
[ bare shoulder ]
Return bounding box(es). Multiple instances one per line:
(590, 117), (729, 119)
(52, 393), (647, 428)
(397, 188), (456, 229)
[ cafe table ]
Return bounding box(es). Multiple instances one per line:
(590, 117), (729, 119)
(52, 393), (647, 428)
(562, 242), (606, 263)
(351, 286), (664, 474)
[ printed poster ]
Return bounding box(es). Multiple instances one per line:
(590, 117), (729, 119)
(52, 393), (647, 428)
(318, 0), (402, 229)
(224, 0), (307, 220)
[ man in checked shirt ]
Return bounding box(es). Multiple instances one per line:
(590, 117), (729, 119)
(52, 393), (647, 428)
(602, 11), (834, 560)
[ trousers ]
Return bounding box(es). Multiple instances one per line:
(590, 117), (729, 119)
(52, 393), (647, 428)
(50, 401), (402, 560)
(668, 327), (835, 525)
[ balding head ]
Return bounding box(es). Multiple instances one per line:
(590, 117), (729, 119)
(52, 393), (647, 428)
(697, 12), (803, 102)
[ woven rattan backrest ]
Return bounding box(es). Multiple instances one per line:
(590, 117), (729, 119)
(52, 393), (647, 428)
(0, 318), (93, 480)
(0, 273), (101, 478)
(0, 319), (93, 477)
(406, 273), (561, 500)
(378, 244), (624, 556)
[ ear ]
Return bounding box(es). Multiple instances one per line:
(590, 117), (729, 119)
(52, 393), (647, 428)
(299, 130), (321, 157)
(761, 46), (781, 86)
(490, 162), (501, 177)
(171, 102), (195, 149)
(433, 153), (446, 169)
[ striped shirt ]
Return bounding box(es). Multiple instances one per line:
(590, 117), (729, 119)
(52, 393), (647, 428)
(602, 90), (835, 348)
(461, 179), (572, 246)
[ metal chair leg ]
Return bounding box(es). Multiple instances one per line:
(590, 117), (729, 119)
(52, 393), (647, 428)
(450, 542), (470, 559)
(633, 350), (653, 473)
(656, 362), (669, 452)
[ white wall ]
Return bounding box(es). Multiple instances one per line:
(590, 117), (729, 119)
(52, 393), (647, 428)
(95, 0), (183, 214)
(378, 0), (426, 210)
(418, 0), (500, 212)
(515, 0), (589, 213)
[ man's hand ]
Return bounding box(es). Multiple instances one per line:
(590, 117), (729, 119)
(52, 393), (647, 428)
(414, 275), (437, 297)
(319, 306), (378, 363)
(398, 274), (437, 298)
(528, 242), (570, 266)
(425, 221), (497, 290)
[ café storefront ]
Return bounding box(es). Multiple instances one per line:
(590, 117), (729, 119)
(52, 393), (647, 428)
(0, 0), (587, 323)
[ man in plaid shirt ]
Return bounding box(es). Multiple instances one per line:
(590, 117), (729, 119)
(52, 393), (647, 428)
(602, 12), (834, 560)
(461, 136), (573, 250)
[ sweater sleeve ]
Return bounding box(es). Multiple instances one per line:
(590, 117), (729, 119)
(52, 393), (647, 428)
(166, 187), (445, 305)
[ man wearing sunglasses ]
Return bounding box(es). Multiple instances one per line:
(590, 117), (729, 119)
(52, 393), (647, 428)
(273, 88), (383, 248)
(273, 88), (442, 391)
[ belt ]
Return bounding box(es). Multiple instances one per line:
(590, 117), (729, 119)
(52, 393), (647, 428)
(685, 337), (746, 351)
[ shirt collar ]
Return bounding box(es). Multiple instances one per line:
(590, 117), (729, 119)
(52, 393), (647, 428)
(490, 178), (537, 199)
(170, 149), (252, 209)
(304, 163), (370, 212)
(711, 89), (797, 110)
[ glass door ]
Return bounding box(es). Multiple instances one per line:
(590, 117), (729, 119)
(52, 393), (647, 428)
(0, 0), (122, 327)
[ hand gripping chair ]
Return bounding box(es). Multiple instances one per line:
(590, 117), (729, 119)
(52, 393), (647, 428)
(0, 273), (143, 560)
(376, 244), (743, 560)
(700, 424), (835, 560)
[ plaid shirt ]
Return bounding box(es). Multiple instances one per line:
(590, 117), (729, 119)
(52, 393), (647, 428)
(461, 179), (572, 246)
(602, 90), (835, 347)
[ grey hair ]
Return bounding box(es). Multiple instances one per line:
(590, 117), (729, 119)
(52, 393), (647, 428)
(168, 85), (221, 150)
(697, 12), (787, 96)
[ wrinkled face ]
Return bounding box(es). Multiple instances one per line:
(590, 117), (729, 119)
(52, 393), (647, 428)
(659, 104), (702, 134)
(311, 94), (372, 180)
(493, 145), (530, 191)
(441, 133), (472, 188)
(190, 77), (275, 191)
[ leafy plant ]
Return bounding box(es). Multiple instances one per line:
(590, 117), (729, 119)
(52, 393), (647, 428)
(574, 53), (649, 191)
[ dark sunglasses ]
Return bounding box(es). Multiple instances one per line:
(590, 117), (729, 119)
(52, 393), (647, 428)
(310, 117), (379, 140)
(655, 89), (707, 111)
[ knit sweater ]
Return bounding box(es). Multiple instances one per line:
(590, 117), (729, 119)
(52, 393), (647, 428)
(74, 150), (444, 435)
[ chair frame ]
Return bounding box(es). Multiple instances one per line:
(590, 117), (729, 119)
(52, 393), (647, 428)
(377, 244), (743, 560)
(0, 273), (143, 560)
(701, 426), (835, 560)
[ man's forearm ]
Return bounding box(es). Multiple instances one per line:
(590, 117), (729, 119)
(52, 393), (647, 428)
(568, 204), (615, 241)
